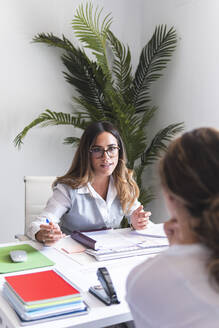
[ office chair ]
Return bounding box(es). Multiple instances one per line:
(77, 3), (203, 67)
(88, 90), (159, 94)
(15, 176), (56, 240)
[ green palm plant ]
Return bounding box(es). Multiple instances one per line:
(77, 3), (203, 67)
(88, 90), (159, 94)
(14, 2), (183, 208)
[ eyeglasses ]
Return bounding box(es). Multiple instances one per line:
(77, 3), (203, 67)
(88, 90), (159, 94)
(89, 146), (120, 158)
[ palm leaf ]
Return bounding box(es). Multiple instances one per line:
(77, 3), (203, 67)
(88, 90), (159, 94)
(73, 97), (110, 122)
(14, 116), (50, 148)
(116, 116), (147, 168)
(138, 186), (155, 206)
(141, 122), (184, 166)
(139, 106), (157, 130)
(38, 110), (86, 127)
(33, 33), (107, 113)
(134, 165), (155, 205)
(33, 33), (77, 52)
(13, 110), (87, 148)
(107, 30), (132, 102)
(126, 108), (157, 168)
(134, 165), (144, 188)
(62, 52), (106, 112)
(132, 25), (177, 113)
(63, 137), (80, 146)
(72, 2), (112, 77)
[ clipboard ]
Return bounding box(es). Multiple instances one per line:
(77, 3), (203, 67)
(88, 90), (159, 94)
(0, 244), (54, 273)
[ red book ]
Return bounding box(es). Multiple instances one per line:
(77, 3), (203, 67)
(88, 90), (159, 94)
(5, 270), (81, 305)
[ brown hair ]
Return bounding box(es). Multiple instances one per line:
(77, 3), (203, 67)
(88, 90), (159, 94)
(159, 127), (219, 285)
(55, 121), (139, 213)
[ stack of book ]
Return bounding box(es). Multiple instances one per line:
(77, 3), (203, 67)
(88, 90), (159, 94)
(3, 269), (88, 324)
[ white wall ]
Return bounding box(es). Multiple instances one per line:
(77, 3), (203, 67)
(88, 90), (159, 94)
(141, 0), (219, 222)
(1, 0), (219, 241)
(0, 0), (145, 242)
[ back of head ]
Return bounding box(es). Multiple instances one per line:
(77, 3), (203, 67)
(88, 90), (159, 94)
(159, 127), (219, 284)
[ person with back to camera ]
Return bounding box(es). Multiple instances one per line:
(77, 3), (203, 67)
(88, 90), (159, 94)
(126, 127), (219, 328)
(27, 121), (151, 245)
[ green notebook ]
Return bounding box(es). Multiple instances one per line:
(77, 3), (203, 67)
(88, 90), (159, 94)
(0, 244), (54, 273)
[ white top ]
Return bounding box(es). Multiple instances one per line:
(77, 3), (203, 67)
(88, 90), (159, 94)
(126, 243), (219, 328)
(27, 176), (140, 240)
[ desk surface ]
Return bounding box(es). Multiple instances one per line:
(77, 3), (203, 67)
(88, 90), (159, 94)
(0, 237), (156, 328)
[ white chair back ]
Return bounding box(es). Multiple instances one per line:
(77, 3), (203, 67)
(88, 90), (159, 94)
(24, 176), (56, 235)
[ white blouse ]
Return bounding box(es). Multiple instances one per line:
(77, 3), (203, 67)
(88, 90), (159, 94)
(27, 176), (140, 240)
(126, 243), (219, 328)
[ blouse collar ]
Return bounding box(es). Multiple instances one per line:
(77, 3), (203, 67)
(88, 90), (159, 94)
(76, 176), (117, 204)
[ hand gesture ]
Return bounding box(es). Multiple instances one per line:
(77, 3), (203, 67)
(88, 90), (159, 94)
(35, 221), (65, 246)
(131, 205), (151, 230)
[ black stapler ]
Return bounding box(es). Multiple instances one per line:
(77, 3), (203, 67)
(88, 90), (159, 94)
(89, 267), (120, 306)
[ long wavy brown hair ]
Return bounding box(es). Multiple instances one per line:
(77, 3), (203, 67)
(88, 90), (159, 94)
(55, 121), (139, 213)
(159, 127), (219, 285)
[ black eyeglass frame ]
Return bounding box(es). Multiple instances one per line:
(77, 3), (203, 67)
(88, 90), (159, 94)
(89, 146), (120, 158)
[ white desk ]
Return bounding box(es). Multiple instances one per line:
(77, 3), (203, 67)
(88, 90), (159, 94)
(0, 240), (156, 328)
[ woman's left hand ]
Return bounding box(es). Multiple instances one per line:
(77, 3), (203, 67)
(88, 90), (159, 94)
(131, 205), (151, 230)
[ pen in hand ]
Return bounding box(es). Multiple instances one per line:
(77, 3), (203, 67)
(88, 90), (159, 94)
(46, 218), (53, 233)
(38, 218), (64, 245)
(45, 219), (65, 240)
(39, 218), (64, 245)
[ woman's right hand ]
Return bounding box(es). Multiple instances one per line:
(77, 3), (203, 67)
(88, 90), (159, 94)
(35, 221), (65, 246)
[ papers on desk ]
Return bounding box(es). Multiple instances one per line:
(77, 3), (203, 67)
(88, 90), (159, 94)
(54, 223), (169, 262)
(3, 269), (88, 325)
(85, 224), (169, 261)
(54, 235), (86, 254)
(131, 221), (167, 238)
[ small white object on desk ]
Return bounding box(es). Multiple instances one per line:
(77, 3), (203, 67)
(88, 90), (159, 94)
(9, 250), (27, 263)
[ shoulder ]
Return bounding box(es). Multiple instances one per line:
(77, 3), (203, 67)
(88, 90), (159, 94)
(126, 246), (190, 302)
(127, 252), (168, 293)
(126, 250), (184, 326)
(53, 183), (77, 199)
(53, 183), (72, 193)
(54, 182), (91, 198)
(127, 244), (207, 291)
(126, 252), (170, 325)
(126, 244), (210, 309)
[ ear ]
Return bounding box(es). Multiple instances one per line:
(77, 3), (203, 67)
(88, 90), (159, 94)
(164, 217), (181, 245)
(163, 189), (181, 218)
(165, 190), (181, 206)
(166, 193), (175, 202)
(164, 190), (176, 203)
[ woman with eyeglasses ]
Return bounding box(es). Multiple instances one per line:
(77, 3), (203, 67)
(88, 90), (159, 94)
(126, 127), (219, 328)
(28, 121), (151, 245)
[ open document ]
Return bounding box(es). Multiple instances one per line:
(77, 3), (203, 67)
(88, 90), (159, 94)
(84, 223), (169, 261)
